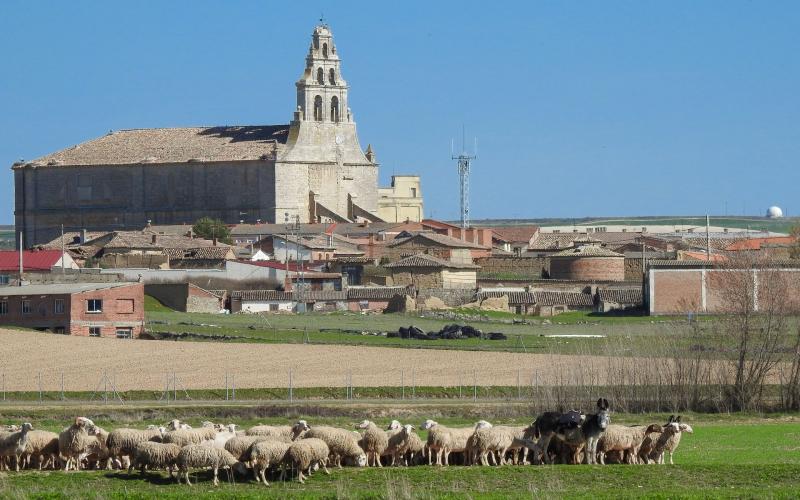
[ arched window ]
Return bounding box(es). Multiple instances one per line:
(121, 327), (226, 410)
(313, 36), (319, 50)
(328, 68), (336, 85)
(316, 68), (324, 85)
(322, 43), (328, 58)
(330, 96), (340, 123)
(313, 95), (323, 121)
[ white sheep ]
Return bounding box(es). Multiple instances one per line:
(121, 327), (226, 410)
(649, 417), (693, 465)
(107, 427), (164, 468)
(0, 423), (33, 471)
(250, 440), (292, 486)
(356, 420), (388, 467)
(162, 426), (217, 447)
(423, 419), (484, 466)
(58, 417), (96, 471)
(22, 430), (59, 470)
(284, 438), (330, 484)
(471, 425), (527, 466)
(224, 435), (269, 462)
(246, 420), (309, 441)
(128, 442), (181, 477)
(303, 426), (366, 468)
(176, 445), (246, 486)
(597, 424), (661, 465)
(207, 424), (238, 450)
(85, 425), (112, 469)
(386, 424), (425, 466)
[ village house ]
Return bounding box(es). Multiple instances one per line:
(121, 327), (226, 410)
(382, 232), (491, 263)
(384, 253), (479, 289)
(0, 250), (78, 285)
(489, 225), (540, 256)
(0, 282), (144, 337)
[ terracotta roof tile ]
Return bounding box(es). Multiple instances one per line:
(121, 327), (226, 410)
(533, 291), (594, 307)
(597, 288), (643, 304)
(383, 253), (480, 269)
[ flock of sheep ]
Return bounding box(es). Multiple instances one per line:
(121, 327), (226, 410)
(0, 401), (694, 486)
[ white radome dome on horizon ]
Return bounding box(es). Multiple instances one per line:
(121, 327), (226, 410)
(766, 206), (784, 219)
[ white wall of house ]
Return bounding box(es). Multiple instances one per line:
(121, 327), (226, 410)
(241, 300), (294, 312)
(273, 237), (313, 262)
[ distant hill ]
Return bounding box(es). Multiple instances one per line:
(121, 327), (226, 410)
(0, 230), (15, 249)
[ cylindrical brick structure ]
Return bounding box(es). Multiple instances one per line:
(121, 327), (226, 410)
(549, 243), (625, 281)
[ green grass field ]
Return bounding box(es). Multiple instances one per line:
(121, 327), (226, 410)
(0, 404), (798, 499)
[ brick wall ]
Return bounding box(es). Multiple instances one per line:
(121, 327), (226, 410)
(70, 284), (145, 337)
(550, 257), (625, 281)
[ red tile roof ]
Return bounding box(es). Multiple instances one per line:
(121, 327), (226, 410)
(0, 250), (64, 272)
(724, 236), (797, 251)
(490, 225), (540, 244)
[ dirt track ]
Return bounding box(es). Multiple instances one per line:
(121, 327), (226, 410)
(0, 329), (668, 391)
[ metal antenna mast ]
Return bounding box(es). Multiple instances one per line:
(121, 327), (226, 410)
(452, 126), (476, 228)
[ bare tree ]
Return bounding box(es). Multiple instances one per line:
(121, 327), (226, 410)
(708, 252), (791, 410)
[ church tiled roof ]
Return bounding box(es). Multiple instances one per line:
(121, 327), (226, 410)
(23, 125), (290, 167)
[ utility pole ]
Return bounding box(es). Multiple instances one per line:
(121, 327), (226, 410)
(706, 215), (711, 261)
(18, 231), (23, 286)
(60, 224), (66, 275)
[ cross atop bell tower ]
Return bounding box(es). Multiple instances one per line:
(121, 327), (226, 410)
(295, 23), (350, 124)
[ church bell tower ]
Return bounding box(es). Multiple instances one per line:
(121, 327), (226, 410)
(296, 24), (350, 124)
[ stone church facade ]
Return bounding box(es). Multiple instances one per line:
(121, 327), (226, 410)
(13, 24), (399, 246)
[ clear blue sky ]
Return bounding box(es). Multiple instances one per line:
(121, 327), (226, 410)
(1, 1), (798, 224)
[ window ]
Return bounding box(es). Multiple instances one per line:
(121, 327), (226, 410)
(330, 96), (339, 122)
(268, 303), (279, 312)
(116, 299), (134, 314)
(328, 68), (336, 85)
(322, 43), (328, 58)
(115, 328), (132, 339)
(22, 300), (31, 314)
(0, 301), (7, 315)
(54, 299), (65, 315)
(0, 275), (8, 285)
(316, 67), (324, 85)
(313, 95), (323, 121)
(410, 187), (417, 198)
(87, 299), (102, 313)
(89, 327), (101, 337)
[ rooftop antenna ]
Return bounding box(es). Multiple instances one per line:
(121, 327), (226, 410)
(452, 125), (476, 229)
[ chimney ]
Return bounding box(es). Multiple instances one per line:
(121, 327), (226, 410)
(80, 229), (87, 244)
(213, 237), (218, 246)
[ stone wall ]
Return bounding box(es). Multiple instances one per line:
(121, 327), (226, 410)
(390, 269), (443, 288)
(16, 160), (278, 246)
(416, 288), (474, 307)
(624, 258), (643, 281)
(475, 256), (547, 278)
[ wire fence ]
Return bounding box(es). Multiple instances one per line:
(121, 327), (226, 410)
(0, 368), (788, 413)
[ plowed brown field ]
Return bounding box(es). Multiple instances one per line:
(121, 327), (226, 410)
(0, 329), (678, 391)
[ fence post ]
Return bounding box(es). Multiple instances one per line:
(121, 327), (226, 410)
(38, 371), (42, 402)
(473, 370), (477, 401)
(411, 369), (415, 400)
(289, 368), (293, 402)
(232, 374), (236, 401)
(173, 372), (177, 401)
(517, 369), (521, 400)
(459, 372), (463, 399)
(225, 373), (229, 401)
(103, 371), (108, 404)
(60, 371), (65, 401)
(401, 369), (405, 400)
